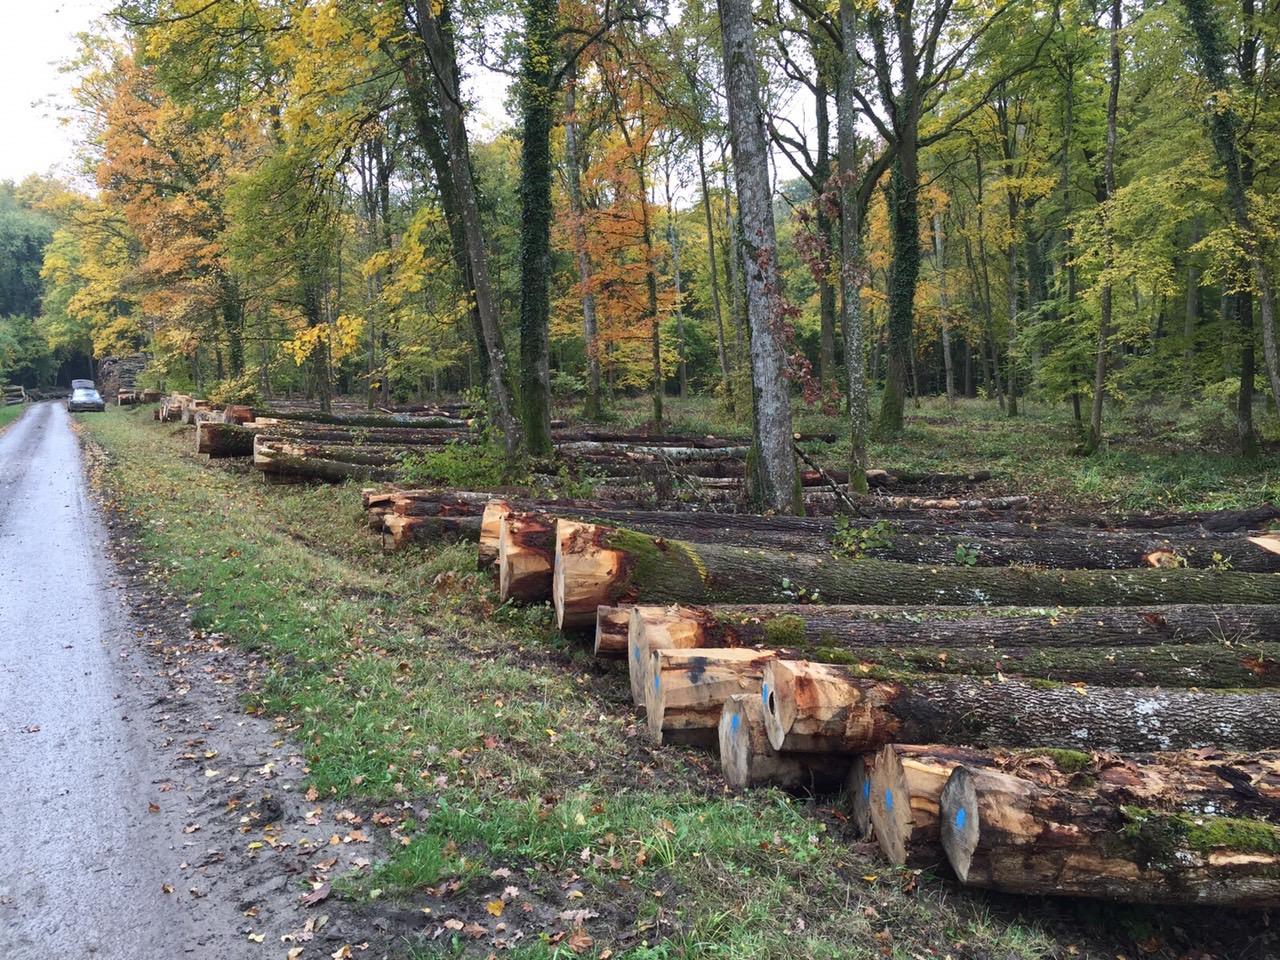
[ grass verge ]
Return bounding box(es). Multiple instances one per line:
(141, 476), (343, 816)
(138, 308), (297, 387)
(81, 405), (1272, 959)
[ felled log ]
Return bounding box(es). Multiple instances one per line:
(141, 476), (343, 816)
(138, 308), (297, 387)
(612, 602), (1280, 687)
(718, 694), (851, 791)
(939, 764), (1280, 906)
(760, 659), (1280, 753)
(181, 399), (210, 424)
(867, 745), (996, 866)
(498, 512), (555, 603)
(645, 647), (775, 747)
(556, 440), (750, 462)
(594, 605), (632, 658)
(196, 421), (258, 457)
(549, 429), (835, 446)
(1093, 503), (1280, 533)
(253, 436), (396, 482)
(651, 603), (1280, 651)
(868, 494), (1029, 511)
(550, 522), (1280, 628)
(141, 389), (162, 403)
(254, 438), (413, 467)
(260, 424), (476, 446)
(259, 409), (471, 430)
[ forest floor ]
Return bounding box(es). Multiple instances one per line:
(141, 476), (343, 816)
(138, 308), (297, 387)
(78, 399), (1280, 960)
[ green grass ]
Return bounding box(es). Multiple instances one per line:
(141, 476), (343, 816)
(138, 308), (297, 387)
(80, 405), (1267, 959)
(0, 402), (27, 432)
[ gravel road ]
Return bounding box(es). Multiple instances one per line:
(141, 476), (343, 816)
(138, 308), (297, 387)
(0, 403), (386, 958)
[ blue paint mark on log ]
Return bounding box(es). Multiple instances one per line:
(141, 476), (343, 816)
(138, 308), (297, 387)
(730, 713), (740, 734)
(862, 779), (871, 800)
(884, 788), (894, 811)
(954, 807), (967, 830)
(760, 681), (769, 708)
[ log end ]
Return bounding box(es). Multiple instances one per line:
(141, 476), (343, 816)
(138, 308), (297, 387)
(718, 694), (756, 789)
(553, 520), (623, 630)
(847, 754), (874, 840)
(478, 499), (511, 572)
(593, 605), (632, 658)
(868, 743), (915, 866)
(939, 766), (980, 884)
(761, 659), (797, 752)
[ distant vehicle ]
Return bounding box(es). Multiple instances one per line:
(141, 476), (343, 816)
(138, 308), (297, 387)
(68, 384), (106, 413)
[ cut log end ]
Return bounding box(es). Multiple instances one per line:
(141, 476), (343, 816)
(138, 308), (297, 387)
(718, 695), (757, 789)
(847, 755), (874, 840)
(645, 647), (775, 748)
(497, 512), (554, 603)
(478, 500), (511, 571)
(869, 744), (918, 866)
(594, 605), (632, 658)
(553, 520), (625, 630)
(939, 766), (981, 883)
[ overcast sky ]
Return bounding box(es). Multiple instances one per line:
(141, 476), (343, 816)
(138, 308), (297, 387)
(0, 0), (113, 184)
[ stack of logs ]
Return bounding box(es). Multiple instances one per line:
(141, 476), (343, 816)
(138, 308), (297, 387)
(152, 389), (1009, 507)
(365, 488), (1280, 907)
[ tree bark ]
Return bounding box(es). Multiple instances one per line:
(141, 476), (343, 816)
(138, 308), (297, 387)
(761, 658), (1280, 754)
(695, 137), (733, 404)
(718, 0), (799, 511)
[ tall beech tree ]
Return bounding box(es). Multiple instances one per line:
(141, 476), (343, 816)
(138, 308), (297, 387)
(414, 0), (523, 457)
(718, 0), (799, 511)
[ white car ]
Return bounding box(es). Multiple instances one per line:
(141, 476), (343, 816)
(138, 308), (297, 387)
(68, 382), (106, 413)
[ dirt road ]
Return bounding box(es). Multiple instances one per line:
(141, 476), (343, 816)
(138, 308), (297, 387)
(0, 404), (381, 958)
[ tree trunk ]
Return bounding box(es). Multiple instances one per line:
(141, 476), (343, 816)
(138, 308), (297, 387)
(761, 658), (1280, 754)
(515, 0), (557, 456)
(719, 693), (851, 791)
(940, 764), (1280, 906)
(933, 213), (955, 401)
(836, 0), (870, 492)
(564, 73), (603, 420)
(550, 521), (1280, 627)
(814, 71), (837, 395)
(696, 137), (733, 403)
(717, 0), (799, 511)
(879, 159), (918, 433)
(1088, 0), (1121, 452)
(415, 0), (523, 458)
